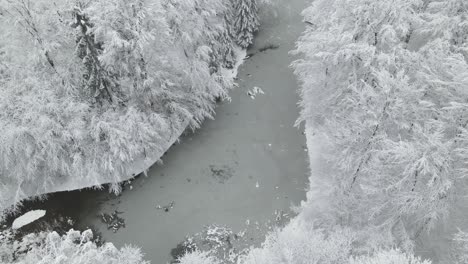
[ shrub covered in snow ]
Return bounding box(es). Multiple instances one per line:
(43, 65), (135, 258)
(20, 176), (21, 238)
(0, 229), (147, 264)
(0, 0), (255, 217)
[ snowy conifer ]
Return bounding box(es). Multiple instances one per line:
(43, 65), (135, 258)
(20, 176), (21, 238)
(233, 0), (259, 48)
(71, 5), (116, 104)
(215, 15), (236, 69)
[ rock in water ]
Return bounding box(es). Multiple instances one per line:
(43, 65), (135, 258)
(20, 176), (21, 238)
(12, 210), (46, 229)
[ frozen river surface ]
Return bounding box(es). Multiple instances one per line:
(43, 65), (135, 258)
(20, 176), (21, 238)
(11, 1), (311, 263)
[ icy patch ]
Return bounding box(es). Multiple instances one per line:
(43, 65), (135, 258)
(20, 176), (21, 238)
(12, 210), (46, 229)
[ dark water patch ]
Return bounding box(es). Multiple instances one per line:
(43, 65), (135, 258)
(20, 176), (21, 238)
(245, 43), (280, 60)
(208, 165), (235, 184)
(0, 185), (122, 244)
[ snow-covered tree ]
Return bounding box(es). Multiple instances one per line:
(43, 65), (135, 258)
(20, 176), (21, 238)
(293, 0), (468, 253)
(0, 229), (148, 264)
(233, 0), (259, 48)
(71, 5), (116, 103)
(212, 14), (236, 70)
(239, 223), (356, 264)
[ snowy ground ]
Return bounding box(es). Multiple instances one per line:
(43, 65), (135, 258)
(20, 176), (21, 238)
(5, 1), (311, 263)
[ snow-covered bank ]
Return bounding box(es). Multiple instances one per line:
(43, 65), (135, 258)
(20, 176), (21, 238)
(0, 0), (251, 218)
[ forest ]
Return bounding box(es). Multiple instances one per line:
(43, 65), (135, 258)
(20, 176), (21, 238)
(2, 0), (468, 263)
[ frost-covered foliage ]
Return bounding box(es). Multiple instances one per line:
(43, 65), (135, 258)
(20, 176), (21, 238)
(0, 229), (147, 264)
(238, 219), (355, 264)
(292, 0), (468, 251)
(233, 0), (259, 48)
(350, 249), (431, 264)
(0, 0), (241, 217)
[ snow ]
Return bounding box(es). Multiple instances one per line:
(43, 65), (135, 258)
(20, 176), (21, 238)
(11, 210), (46, 229)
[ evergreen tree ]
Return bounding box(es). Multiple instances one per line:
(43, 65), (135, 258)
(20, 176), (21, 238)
(215, 16), (236, 69)
(71, 5), (116, 104)
(233, 0), (259, 48)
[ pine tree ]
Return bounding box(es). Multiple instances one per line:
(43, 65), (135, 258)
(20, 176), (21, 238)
(71, 5), (116, 104)
(233, 0), (259, 48)
(216, 16), (236, 69)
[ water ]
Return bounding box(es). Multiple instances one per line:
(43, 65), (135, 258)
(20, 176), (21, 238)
(8, 1), (311, 263)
